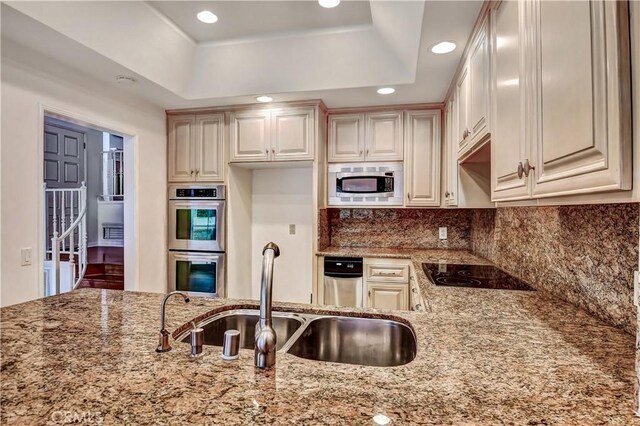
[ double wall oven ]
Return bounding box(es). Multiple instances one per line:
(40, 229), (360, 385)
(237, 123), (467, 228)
(168, 184), (226, 298)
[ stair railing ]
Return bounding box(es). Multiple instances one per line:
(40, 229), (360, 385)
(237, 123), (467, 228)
(44, 182), (87, 295)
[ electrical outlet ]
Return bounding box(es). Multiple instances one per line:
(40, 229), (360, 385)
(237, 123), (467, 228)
(21, 248), (32, 266)
(289, 224), (296, 235)
(439, 227), (447, 240)
(634, 271), (639, 307)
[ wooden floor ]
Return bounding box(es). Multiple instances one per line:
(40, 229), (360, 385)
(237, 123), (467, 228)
(77, 247), (124, 291)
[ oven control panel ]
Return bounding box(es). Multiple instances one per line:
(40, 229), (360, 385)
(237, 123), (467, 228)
(169, 185), (225, 200)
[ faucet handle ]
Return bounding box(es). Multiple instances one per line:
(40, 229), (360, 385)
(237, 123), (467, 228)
(262, 242), (280, 257)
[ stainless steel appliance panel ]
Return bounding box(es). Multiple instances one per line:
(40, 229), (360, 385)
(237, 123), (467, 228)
(168, 251), (225, 298)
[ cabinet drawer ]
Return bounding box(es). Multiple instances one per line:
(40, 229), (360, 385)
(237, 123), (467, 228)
(365, 263), (410, 283)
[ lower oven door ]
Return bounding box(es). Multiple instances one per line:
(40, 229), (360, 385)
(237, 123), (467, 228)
(168, 251), (225, 298)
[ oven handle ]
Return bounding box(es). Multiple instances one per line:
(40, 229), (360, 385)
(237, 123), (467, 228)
(171, 253), (222, 261)
(170, 201), (224, 207)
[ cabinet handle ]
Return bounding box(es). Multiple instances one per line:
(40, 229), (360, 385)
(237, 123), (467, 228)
(190, 170), (194, 175)
(266, 149), (269, 155)
(359, 150), (363, 156)
(195, 169), (199, 175)
(517, 162), (524, 179)
(445, 191), (450, 198)
(272, 148), (275, 154)
(366, 149), (369, 156)
(407, 192), (411, 200)
(523, 159), (535, 177)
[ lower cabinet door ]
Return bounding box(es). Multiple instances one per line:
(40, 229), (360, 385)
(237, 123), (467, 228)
(366, 283), (408, 311)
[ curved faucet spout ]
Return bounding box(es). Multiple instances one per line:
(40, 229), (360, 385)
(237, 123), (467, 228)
(156, 291), (190, 353)
(255, 242), (280, 369)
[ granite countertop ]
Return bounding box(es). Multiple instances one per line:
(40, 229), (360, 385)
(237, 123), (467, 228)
(1, 250), (637, 425)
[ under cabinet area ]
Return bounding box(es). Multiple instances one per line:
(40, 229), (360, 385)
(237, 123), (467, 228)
(230, 106), (316, 163)
(328, 111), (403, 163)
(167, 113), (225, 183)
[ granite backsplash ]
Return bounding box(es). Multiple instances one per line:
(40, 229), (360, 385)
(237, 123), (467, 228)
(471, 204), (639, 335)
(318, 204), (638, 335)
(319, 208), (476, 250)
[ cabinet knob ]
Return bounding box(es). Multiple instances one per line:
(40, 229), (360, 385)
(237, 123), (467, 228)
(266, 149), (269, 155)
(407, 193), (411, 201)
(272, 148), (275, 154)
(445, 191), (450, 198)
(523, 159), (535, 177)
(517, 162), (524, 179)
(366, 149), (369, 156)
(359, 150), (363, 156)
(195, 169), (199, 175)
(190, 170), (194, 175)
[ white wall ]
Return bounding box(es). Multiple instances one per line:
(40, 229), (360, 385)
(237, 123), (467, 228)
(250, 168), (313, 304)
(0, 58), (167, 307)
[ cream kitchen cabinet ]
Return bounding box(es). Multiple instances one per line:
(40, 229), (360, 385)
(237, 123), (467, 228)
(444, 99), (458, 206)
(230, 107), (315, 162)
(455, 64), (470, 155)
(366, 283), (409, 311)
(491, 0), (631, 201)
(328, 111), (403, 163)
(167, 113), (224, 182)
(491, 0), (530, 201)
(404, 110), (441, 207)
(457, 15), (491, 160)
(468, 15), (490, 148)
(364, 258), (410, 311)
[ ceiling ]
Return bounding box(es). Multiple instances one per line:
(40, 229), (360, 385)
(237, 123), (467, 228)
(149, 1), (373, 44)
(1, 1), (482, 109)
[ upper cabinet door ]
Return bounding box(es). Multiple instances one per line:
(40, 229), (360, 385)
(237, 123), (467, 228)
(530, 0), (631, 197)
(455, 63), (470, 153)
(168, 115), (195, 182)
(328, 114), (365, 162)
(491, 0), (531, 201)
(404, 110), (441, 207)
(194, 114), (224, 182)
(271, 107), (315, 161)
(469, 16), (490, 145)
(365, 111), (404, 161)
(444, 100), (459, 206)
(229, 110), (271, 162)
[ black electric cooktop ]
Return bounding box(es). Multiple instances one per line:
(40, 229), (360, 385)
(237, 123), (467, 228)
(422, 263), (535, 291)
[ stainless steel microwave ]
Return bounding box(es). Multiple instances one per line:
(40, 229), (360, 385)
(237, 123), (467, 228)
(328, 163), (404, 206)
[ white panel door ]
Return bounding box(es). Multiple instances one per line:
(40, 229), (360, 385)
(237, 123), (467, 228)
(531, 0), (631, 197)
(167, 115), (195, 182)
(404, 110), (441, 207)
(469, 15), (490, 145)
(230, 110), (271, 162)
(366, 283), (408, 311)
(491, 0), (531, 201)
(365, 111), (403, 161)
(271, 107), (314, 161)
(455, 63), (470, 154)
(328, 114), (365, 162)
(444, 100), (459, 206)
(194, 114), (224, 182)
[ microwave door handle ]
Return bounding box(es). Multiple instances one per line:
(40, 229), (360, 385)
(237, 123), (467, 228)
(171, 201), (223, 207)
(337, 172), (390, 178)
(173, 253), (220, 261)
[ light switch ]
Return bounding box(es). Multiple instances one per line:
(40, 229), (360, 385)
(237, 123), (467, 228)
(289, 224), (296, 235)
(21, 248), (32, 266)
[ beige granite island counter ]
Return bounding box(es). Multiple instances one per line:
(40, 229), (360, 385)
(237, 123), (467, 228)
(1, 285), (637, 425)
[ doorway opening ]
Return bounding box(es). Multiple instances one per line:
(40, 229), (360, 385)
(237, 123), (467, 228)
(43, 115), (127, 294)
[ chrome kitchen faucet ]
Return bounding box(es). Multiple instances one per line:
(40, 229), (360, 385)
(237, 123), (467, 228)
(255, 242), (281, 369)
(156, 291), (190, 352)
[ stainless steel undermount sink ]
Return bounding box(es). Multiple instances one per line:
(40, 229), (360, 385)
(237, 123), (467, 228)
(287, 316), (417, 367)
(179, 310), (305, 351)
(177, 309), (417, 367)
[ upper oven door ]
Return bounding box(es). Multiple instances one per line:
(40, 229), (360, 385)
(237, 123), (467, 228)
(168, 200), (225, 252)
(336, 173), (395, 196)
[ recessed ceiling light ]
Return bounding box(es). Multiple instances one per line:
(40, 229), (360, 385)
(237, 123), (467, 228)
(431, 41), (457, 54)
(197, 10), (218, 24)
(377, 87), (395, 95)
(256, 96), (273, 103)
(115, 75), (136, 85)
(319, 0), (340, 8)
